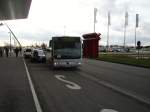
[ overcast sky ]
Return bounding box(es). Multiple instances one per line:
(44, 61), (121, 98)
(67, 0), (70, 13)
(0, 0), (150, 46)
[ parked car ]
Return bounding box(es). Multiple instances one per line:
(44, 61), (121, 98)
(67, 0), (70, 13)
(24, 48), (32, 58)
(31, 49), (46, 63)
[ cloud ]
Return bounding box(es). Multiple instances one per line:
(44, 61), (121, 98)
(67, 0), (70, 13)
(0, 0), (150, 46)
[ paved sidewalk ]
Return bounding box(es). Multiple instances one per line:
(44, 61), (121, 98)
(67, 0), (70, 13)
(0, 56), (36, 112)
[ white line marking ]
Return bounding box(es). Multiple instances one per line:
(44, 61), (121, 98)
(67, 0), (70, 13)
(55, 75), (81, 90)
(79, 71), (150, 106)
(100, 109), (118, 112)
(23, 59), (43, 112)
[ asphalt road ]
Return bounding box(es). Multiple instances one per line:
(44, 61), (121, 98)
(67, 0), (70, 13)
(25, 58), (150, 112)
(1, 56), (150, 112)
(81, 59), (150, 99)
(0, 57), (36, 112)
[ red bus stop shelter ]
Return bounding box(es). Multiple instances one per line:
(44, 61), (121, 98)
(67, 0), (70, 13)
(82, 33), (101, 58)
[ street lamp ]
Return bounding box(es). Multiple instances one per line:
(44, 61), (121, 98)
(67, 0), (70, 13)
(8, 32), (11, 55)
(0, 23), (22, 47)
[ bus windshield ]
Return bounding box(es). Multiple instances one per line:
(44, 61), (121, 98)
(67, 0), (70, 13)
(53, 37), (81, 59)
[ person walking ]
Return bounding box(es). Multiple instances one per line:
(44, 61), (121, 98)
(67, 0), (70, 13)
(15, 47), (19, 57)
(0, 47), (3, 57)
(19, 47), (22, 56)
(5, 47), (9, 57)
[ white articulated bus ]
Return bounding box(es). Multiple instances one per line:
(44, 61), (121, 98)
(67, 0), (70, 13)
(49, 36), (82, 68)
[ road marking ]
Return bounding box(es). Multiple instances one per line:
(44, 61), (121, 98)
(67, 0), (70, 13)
(100, 109), (118, 112)
(55, 75), (81, 90)
(23, 59), (43, 112)
(79, 71), (150, 106)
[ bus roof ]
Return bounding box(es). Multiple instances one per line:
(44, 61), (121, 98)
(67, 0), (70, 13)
(52, 36), (80, 38)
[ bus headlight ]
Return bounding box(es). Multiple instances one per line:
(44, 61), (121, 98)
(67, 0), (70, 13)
(78, 62), (81, 65)
(54, 62), (57, 66)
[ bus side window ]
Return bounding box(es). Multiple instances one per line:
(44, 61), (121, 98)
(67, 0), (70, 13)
(49, 40), (52, 47)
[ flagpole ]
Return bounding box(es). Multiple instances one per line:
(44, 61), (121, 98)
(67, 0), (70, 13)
(94, 8), (97, 32)
(94, 18), (95, 33)
(107, 23), (110, 51)
(124, 24), (126, 48)
(107, 12), (110, 51)
(135, 14), (139, 48)
(135, 26), (137, 48)
(94, 8), (95, 32)
(124, 12), (128, 48)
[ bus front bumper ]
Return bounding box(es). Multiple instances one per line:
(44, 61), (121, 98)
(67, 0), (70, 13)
(53, 60), (81, 68)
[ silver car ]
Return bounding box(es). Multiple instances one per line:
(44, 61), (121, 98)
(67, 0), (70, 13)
(31, 49), (46, 63)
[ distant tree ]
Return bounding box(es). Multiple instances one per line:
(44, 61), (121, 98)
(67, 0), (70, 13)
(145, 46), (150, 48)
(34, 43), (40, 48)
(41, 43), (47, 49)
(4, 42), (9, 47)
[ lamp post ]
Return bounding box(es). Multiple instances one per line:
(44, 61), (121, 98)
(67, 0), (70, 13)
(9, 32), (11, 56)
(0, 23), (22, 47)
